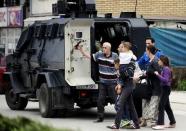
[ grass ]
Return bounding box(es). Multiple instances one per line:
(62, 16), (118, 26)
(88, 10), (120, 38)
(0, 114), (73, 131)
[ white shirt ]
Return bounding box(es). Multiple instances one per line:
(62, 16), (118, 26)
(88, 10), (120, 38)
(119, 51), (137, 64)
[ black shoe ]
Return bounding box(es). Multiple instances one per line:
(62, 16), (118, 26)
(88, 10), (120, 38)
(94, 117), (104, 123)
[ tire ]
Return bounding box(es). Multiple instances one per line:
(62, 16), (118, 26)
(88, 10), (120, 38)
(79, 105), (92, 109)
(5, 86), (28, 110)
(57, 109), (68, 117)
(39, 83), (55, 118)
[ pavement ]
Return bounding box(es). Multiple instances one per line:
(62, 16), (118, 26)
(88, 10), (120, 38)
(0, 91), (186, 131)
(170, 91), (186, 104)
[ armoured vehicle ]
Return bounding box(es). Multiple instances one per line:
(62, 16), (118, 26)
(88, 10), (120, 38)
(3, 0), (150, 117)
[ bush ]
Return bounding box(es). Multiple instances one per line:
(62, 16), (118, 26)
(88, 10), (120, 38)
(177, 80), (186, 91)
(0, 114), (73, 131)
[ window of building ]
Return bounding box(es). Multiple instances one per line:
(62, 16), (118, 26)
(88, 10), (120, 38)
(0, 28), (21, 56)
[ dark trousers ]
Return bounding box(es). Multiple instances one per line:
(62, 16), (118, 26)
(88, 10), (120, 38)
(157, 86), (176, 125)
(115, 95), (130, 120)
(97, 83), (116, 118)
(115, 80), (139, 128)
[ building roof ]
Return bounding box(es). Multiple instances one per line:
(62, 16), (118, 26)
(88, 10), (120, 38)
(144, 16), (186, 23)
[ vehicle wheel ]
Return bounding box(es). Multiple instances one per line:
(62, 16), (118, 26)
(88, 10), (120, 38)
(5, 86), (28, 110)
(78, 104), (92, 109)
(57, 109), (68, 117)
(39, 83), (55, 118)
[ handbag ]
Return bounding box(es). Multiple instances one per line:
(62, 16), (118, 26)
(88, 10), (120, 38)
(133, 80), (152, 100)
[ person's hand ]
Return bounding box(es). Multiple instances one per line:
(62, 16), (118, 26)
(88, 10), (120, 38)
(115, 84), (122, 94)
(154, 71), (159, 76)
(76, 44), (81, 50)
(116, 87), (122, 95)
(77, 45), (84, 54)
(75, 45), (91, 59)
(115, 84), (121, 91)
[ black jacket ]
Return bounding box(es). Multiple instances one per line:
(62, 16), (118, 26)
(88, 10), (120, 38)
(140, 57), (161, 96)
(119, 59), (136, 82)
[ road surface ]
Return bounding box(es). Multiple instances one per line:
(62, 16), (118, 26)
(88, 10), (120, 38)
(0, 93), (186, 131)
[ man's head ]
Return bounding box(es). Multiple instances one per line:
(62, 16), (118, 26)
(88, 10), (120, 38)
(145, 37), (155, 47)
(146, 44), (156, 56)
(102, 42), (111, 55)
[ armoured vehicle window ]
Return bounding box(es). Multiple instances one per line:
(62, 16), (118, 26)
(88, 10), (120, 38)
(33, 24), (47, 39)
(45, 23), (59, 38)
(75, 32), (82, 39)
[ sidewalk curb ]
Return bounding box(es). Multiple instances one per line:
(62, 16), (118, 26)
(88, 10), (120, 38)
(171, 102), (186, 105)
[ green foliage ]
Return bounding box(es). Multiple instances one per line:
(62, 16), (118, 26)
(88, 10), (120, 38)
(177, 80), (186, 91)
(0, 114), (73, 131)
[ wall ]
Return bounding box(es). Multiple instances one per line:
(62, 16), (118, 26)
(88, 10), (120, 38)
(30, 0), (57, 16)
(96, 0), (186, 18)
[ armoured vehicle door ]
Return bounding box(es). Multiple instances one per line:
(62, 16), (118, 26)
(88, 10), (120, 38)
(65, 19), (95, 86)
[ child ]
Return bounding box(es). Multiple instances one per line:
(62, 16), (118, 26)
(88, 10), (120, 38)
(118, 41), (137, 64)
(152, 55), (176, 130)
(114, 59), (131, 128)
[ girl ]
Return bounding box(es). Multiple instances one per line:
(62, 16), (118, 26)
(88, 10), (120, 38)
(152, 55), (176, 130)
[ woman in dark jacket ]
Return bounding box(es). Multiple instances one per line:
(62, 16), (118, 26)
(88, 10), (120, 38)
(107, 58), (140, 129)
(139, 45), (162, 127)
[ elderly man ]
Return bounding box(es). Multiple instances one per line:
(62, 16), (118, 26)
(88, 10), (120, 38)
(78, 42), (118, 122)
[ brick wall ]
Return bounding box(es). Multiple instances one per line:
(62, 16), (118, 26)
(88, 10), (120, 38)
(96, 0), (186, 18)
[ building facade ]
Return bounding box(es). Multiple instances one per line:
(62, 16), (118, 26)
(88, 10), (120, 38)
(96, 0), (186, 19)
(30, 0), (57, 16)
(0, 0), (26, 56)
(30, 0), (185, 18)
(96, 0), (186, 18)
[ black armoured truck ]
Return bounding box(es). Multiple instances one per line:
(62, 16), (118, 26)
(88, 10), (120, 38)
(3, 0), (150, 117)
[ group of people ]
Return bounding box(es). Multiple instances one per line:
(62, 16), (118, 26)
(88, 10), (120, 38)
(77, 37), (176, 130)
